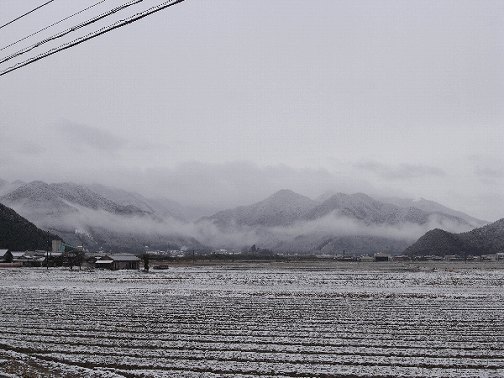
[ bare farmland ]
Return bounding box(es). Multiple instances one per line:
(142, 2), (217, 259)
(0, 263), (503, 377)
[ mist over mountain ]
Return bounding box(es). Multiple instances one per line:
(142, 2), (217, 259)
(307, 193), (430, 224)
(0, 180), (201, 253)
(87, 183), (215, 221)
(0, 178), (488, 255)
(1, 181), (150, 221)
(405, 219), (504, 257)
(0, 202), (61, 251)
(0, 179), (25, 197)
(86, 183), (180, 219)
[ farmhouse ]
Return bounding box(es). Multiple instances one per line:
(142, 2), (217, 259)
(95, 254), (141, 270)
(11, 251), (47, 267)
(0, 249), (12, 263)
(393, 255), (411, 261)
(374, 252), (391, 262)
(359, 255), (374, 262)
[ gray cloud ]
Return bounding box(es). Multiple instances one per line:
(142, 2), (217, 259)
(474, 166), (504, 180)
(468, 155), (504, 181)
(355, 161), (446, 180)
(54, 120), (126, 152)
(0, 1), (503, 222)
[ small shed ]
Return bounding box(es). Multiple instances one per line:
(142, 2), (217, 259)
(95, 254), (140, 270)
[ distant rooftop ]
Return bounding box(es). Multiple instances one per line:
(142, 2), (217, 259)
(105, 254), (140, 262)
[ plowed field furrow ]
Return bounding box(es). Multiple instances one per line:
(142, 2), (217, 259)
(3, 329), (504, 356)
(4, 322), (504, 348)
(33, 352), (504, 376)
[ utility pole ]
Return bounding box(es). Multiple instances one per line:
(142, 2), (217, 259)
(46, 240), (50, 270)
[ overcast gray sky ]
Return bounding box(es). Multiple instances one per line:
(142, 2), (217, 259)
(0, 0), (503, 220)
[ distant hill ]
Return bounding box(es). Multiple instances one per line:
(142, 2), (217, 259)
(0, 202), (61, 250)
(405, 219), (504, 256)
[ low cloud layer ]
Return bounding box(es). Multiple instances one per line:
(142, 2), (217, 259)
(270, 212), (472, 242)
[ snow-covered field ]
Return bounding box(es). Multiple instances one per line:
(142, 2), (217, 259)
(1, 263), (503, 377)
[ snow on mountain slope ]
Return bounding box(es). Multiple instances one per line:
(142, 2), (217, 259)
(381, 196), (488, 228)
(0, 179), (25, 197)
(206, 190), (474, 231)
(202, 189), (318, 228)
(0, 181), (149, 220)
(87, 183), (210, 221)
(306, 193), (473, 228)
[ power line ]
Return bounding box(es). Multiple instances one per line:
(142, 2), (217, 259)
(1, 0), (108, 52)
(0, 0), (144, 65)
(0, 0), (186, 77)
(0, 0), (56, 31)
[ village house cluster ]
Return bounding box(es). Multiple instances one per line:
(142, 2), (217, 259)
(0, 240), (142, 270)
(2, 239), (504, 270)
(0, 248), (142, 270)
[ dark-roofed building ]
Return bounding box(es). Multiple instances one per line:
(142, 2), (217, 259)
(95, 254), (140, 270)
(10, 250), (47, 267)
(374, 252), (391, 262)
(0, 249), (13, 263)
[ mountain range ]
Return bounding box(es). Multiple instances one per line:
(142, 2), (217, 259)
(0, 179), (491, 255)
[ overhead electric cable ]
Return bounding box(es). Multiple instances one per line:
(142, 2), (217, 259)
(1, 0), (108, 52)
(0, 0), (56, 31)
(0, 0), (186, 77)
(0, 0), (144, 65)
